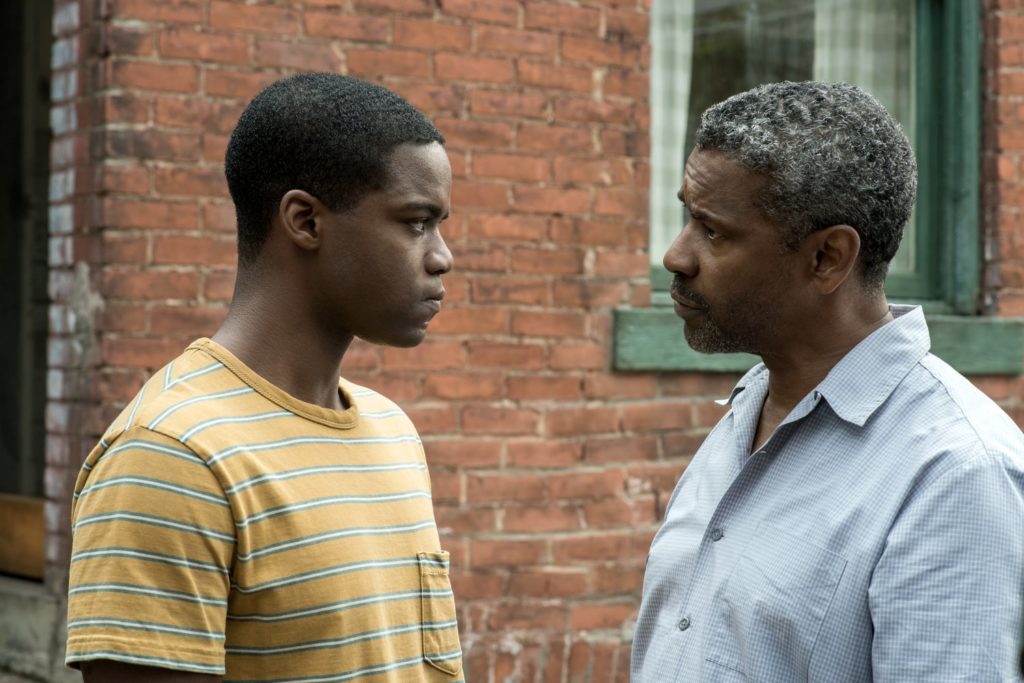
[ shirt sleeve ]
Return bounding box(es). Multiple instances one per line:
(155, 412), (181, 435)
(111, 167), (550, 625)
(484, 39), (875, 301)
(868, 453), (1024, 681)
(66, 426), (235, 676)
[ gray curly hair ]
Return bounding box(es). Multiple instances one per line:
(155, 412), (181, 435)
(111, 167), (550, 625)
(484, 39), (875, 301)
(694, 81), (917, 288)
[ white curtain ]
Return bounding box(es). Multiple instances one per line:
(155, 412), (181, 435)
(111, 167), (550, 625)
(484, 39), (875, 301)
(648, 0), (695, 266)
(813, 0), (916, 274)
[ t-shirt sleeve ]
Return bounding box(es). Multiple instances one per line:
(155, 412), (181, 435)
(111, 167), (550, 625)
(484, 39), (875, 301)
(66, 426), (235, 675)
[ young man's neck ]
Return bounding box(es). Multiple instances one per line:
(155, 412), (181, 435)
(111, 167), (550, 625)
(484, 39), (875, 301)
(212, 280), (353, 411)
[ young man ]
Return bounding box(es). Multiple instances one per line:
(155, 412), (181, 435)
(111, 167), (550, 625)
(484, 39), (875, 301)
(66, 74), (462, 682)
(632, 81), (1024, 681)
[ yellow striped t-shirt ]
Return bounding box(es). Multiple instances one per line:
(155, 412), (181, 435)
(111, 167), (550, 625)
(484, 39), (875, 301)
(66, 338), (463, 681)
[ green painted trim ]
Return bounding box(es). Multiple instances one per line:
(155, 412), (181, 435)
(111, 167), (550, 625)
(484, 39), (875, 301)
(613, 307), (1024, 376)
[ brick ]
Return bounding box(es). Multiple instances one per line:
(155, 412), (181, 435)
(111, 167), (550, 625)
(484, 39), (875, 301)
(154, 97), (242, 133)
(422, 438), (503, 468)
(511, 310), (586, 338)
(435, 118), (514, 149)
(111, 61), (198, 93)
(406, 406), (458, 435)
(348, 49), (430, 78)
(513, 186), (591, 214)
(102, 336), (185, 369)
(393, 83), (465, 114)
(103, 270), (200, 300)
(451, 243), (507, 272)
(462, 405), (540, 435)
(554, 158), (632, 185)
(210, 1), (299, 34)
(155, 167), (228, 198)
(524, 2), (601, 35)
(562, 36), (640, 67)
(621, 401), (692, 432)
(584, 435), (658, 464)
(435, 507), (498, 535)
(467, 473), (547, 503)
(439, 0), (518, 25)
(552, 280), (628, 307)
(253, 39), (343, 70)
(552, 466), (622, 499)
(468, 213), (548, 241)
(105, 24), (154, 56)
(158, 28), (249, 63)
(149, 305), (227, 336)
(379, 341), (465, 370)
(518, 60), (594, 93)
(506, 439), (583, 468)
(451, 181), (509, 211)
(205, 69), (279, 99)
(592, 564), (646, 596)
(507, 568), (590, 597)
(477, 26), (557, 56)
(549, 342), (606, 370)
(593, 251), (648, 277)
(627, 463), (688, 493)
(153, 235), (236, 266)
(469, 90), (549, 119)
(353, 0), (433, 13)
(100, 164), (150, 194)
(550, 218), (630, 247)
(98, 93), (150, 124)
(584, 496), (655, 528)
(436, 53), (515, 84)
(504, 506), (581, 532)
(510, 246), (584, 275)
(429, 470), (461, 503)
(430, 306), (509, 335)
(114, 0), (203, 23)
(584, 373), (657, 400)
(395, 18), (471, 50)
(595, 187), (646, 216)
(546, 407), (620, 437)
(554, 96), (634, 124)
(104, 198), (200, 230)
(471, 539), (546, 568)
(471, 276), (549, 305)
(606, 9), (649, 43)
(474, 153), (551, 181)
(570, 601), (636, 630)
(553, 533), (632, 562)
(506, 375), (581, 402)
(204, 271), (236, 301)
(423, 373), (504, 400)
(105, 129), (199, 162)
(604, 68), (648, 99)
(203, 202), (237, 232)
(303, 12), (389, 41)
(519, 124), (593, 154)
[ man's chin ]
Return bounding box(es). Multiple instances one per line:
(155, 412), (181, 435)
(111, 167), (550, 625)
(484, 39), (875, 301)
(683, 323), (748, 355)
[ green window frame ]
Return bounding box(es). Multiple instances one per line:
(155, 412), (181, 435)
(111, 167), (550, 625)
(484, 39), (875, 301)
(616, 0), (1024, 376)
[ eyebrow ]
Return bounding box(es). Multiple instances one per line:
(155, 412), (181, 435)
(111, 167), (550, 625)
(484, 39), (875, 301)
(677, 190), (712, 222)
(397, 201), (449, 220)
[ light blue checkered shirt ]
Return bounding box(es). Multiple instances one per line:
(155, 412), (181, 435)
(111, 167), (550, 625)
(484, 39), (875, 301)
(633, 305), (1024, 681)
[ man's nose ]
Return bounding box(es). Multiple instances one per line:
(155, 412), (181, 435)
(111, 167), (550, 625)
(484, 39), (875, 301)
(426, 233), (453, 276)
(663, 222), (697, 277)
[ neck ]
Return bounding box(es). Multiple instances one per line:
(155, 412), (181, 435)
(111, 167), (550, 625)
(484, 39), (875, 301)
(212, 275), (353, 411)
(759, 297), (892, 414)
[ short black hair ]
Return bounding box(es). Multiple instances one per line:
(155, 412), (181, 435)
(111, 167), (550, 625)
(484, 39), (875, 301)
(225, 73), (445, 264)
(695, 81), (917, 289)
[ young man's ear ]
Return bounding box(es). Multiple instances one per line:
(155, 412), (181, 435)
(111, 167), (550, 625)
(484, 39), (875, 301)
(278, 190), (323, 252)
(805, 224), (861, 295)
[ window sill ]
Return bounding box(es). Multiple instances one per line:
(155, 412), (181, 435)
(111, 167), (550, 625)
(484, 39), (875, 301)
(613, 307), (1024, 376)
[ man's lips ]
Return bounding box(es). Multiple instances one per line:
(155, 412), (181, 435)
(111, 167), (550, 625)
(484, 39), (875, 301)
(670, 291), (706, 318)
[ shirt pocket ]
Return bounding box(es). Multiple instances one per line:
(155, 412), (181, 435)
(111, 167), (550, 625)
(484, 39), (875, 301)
(418, 550), (463, 677)
(705, 524), (847, 679)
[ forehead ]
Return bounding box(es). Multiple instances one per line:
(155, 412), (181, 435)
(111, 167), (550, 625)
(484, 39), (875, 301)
(381, 142), (452, 197)
(680, 147), (767, 214)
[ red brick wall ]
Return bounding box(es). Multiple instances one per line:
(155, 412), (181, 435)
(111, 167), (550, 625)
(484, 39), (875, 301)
(43, 1), (1024, 681)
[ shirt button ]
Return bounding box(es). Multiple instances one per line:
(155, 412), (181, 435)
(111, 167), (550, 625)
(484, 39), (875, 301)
(677, 617), (691, 631)
(710, 528), (724, 542)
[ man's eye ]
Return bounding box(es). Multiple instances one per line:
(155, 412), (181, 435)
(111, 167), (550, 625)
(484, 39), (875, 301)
(407, 219), (428, 233)
(704, 227), (720, 241)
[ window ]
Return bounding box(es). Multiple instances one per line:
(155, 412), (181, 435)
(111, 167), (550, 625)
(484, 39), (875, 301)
(647, 0), (977, 313)
(0, 0), (52, 580)
(615, 1), (1024, 375)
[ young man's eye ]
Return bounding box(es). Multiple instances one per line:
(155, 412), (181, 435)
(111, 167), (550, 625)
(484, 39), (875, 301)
(407, 219), (428, 233)
(704, 227), (720, 241)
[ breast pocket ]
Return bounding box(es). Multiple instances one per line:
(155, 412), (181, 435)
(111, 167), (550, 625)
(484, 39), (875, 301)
(705, 524), (847, 680)
(418, 550), (463, 677)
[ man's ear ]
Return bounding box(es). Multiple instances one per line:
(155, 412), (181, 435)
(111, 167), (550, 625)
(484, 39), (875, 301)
(278, 190), (324, 252)
(804, 225), (861, 295)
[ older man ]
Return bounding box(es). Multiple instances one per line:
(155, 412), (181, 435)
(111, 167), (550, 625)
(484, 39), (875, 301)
(633, 81), (1024, 681)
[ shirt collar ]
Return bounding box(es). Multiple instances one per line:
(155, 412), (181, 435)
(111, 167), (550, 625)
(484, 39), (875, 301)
(720, 305), (930, 426)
